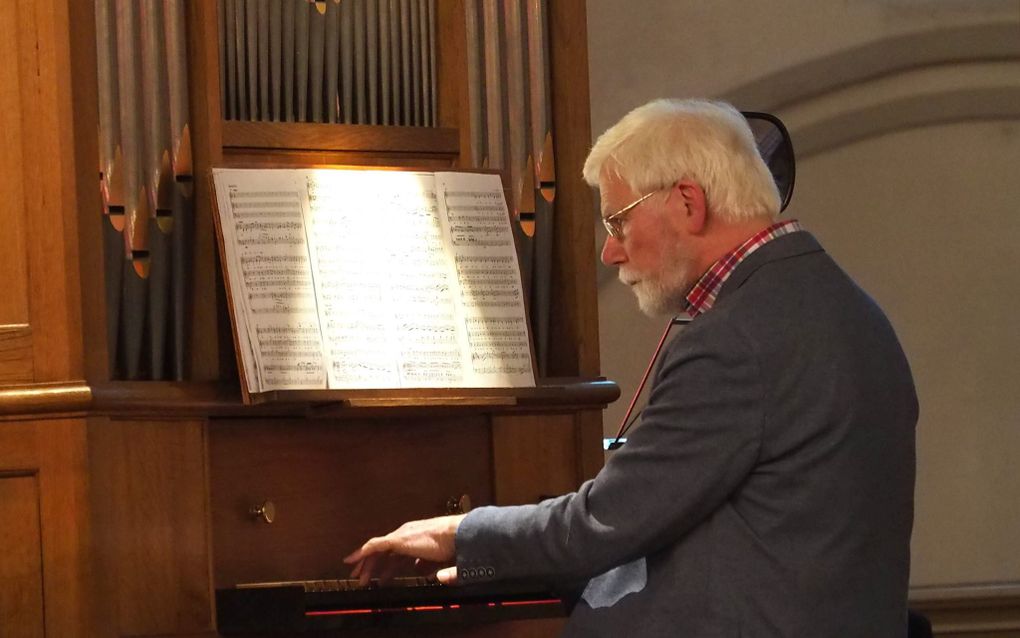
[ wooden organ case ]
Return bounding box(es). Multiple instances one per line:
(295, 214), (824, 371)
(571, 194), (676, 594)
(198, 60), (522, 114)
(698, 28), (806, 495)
(0, 1), (613, 637)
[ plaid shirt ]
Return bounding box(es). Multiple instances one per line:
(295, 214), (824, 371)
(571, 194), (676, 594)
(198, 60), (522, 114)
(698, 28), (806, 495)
(683, 219), (804, 317)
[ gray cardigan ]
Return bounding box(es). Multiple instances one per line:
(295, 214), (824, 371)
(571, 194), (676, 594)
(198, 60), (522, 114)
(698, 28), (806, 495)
(457, 231), (918, 637)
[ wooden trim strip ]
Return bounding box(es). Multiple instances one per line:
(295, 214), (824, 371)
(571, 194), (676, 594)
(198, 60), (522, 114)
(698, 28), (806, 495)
(0, 382), (91, 416)
(911, 583), (1020, 606)
(90, 379), (619, 419)
(1, 378), (618, 419)
(910, 583), (1020, 634)
(221, 120), (460, 155)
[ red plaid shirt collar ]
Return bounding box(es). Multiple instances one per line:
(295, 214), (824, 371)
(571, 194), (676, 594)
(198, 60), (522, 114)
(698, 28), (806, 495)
(683, 219), (803, 317)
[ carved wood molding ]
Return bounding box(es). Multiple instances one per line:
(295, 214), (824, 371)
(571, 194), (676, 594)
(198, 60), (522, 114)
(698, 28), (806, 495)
(910, 583), (1020, 635)
(0, 381), (91, 417)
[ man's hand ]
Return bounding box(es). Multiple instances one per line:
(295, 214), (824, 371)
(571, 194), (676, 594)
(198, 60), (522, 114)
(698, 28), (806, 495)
(344, 514), (466, 585)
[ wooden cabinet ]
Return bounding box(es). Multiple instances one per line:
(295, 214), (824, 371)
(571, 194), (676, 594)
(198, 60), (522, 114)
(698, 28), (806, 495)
(0, 418), (91, 637)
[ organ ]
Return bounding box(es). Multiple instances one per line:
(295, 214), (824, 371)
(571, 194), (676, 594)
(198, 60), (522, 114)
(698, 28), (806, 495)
(0, 1), (613, 637)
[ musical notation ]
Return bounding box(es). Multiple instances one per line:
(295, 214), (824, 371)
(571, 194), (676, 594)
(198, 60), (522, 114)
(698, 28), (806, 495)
(217, 173), (327, 392)
(213, 168), (535, 393)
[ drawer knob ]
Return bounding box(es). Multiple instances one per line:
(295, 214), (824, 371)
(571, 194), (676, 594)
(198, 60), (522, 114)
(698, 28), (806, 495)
(249, 500), (276, 524)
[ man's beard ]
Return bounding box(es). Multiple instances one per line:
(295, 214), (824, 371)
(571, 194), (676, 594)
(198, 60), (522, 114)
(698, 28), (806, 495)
(620, 244), (697, 317)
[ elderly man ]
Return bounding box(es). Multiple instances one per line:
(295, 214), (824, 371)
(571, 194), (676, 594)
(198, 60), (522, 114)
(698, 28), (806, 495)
(346, 99), (918, 637)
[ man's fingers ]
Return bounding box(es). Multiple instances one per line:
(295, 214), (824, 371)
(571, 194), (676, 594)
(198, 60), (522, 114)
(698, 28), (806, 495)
(357, 553), (382, 586)
(436, 566), (458, 585)
(343, 536), (392, 564)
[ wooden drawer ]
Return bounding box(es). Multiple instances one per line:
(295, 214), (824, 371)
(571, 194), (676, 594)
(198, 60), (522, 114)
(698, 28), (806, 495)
(208, 416), (494, 587)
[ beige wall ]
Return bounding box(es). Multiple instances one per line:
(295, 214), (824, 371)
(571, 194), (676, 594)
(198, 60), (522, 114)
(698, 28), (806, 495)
(587, 0), (1020, 589)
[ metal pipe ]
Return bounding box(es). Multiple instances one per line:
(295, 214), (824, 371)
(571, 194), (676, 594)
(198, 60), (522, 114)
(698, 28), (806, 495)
(224, 0), (237, 119)
(340, 0), (354, 122)
(140, 1), (171, 378)
(218, 0), (228, 118)
(354, 0), (367, 123)
(464, 0), (483, 165)
(96, 0), (124, 375)
(367, 0), (379, 125)
(295, 0), (310, 120)
(164, 0), (193, 379)
(325, 0), (340, 123)
(379, 0), (391, 124)
(410, 0), (422, 126)
(246, 0), (259, 118)
(503, 0), (526, 214)
(258, 0), (270, 120)
(309, 0), (326, 122)
(234, 0), (248, 119)
(481, 0), (504, 168)
(283, 0), (295, 121)
(427, 0), (436, 126)
(528, 0), (554, 375)
(389, 0), (400, 123)
(400, 0), (411, 125)
(115, 0), (148, 378)
(269, 0), (282, 120)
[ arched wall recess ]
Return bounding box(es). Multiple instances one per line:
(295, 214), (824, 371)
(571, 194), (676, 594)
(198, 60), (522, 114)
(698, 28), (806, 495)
(725, 22), (1020, 116)
(596, 23), (1020, 291)
(753, 61), (1020, 159)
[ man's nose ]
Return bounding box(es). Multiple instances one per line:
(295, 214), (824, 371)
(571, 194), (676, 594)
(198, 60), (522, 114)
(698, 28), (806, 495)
(601, 233), (626, 266)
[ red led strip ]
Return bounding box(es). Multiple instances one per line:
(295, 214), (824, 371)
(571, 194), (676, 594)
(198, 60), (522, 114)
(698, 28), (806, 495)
(305, 599), (560, 617)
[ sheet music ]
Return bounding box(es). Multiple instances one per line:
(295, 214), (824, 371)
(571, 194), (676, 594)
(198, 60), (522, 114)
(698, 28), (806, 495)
(213, 169), (328, 392)
(213, 168), (535, 393)
(303, 170), (464, 387)
(435, 172), (535, 386)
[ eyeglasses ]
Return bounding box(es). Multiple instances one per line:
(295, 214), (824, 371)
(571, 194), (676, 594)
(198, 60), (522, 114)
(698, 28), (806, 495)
(601, 185), (669, 239)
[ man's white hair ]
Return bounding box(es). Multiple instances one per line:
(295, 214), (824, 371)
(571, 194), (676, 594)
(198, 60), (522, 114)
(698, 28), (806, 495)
(583, 99), (781, 222)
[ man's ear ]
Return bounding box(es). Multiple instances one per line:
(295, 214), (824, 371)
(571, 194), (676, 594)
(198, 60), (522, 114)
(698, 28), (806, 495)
(676, 180), (707, 234)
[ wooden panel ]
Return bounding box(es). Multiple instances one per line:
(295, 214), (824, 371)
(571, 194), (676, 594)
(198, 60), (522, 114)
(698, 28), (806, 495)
(0, 326), (33, 386)
(223, 148), (457, 169)
(547, 0), (599, 379)
(14, 0), (85, 382)
(222, 120), (460, 155)
(35, 418), (91, 638)
(208, 416), (493, 586)
(0, 419), (91, 638)
(88, 417), (213, 636)
(435, 0), (472, 161)
(576, 409), (606, 482)
(67, 0), (107, 382)
(0, 3), (30, 330)
(491, 414), (579, 505)
(0, 474), (44, 638)
(186, 0), (228, 381)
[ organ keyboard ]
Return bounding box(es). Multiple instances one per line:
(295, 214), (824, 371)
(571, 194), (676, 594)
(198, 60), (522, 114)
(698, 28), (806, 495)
(215, 576), (565, 633)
